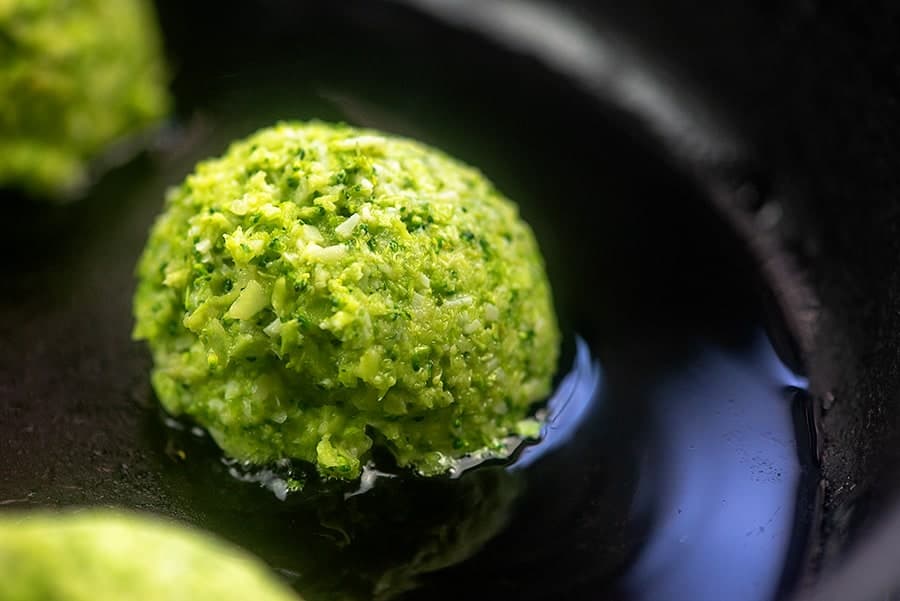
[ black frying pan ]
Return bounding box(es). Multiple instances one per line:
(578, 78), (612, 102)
(2, 2), (898, 600)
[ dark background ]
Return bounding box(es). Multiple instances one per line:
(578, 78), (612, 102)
(551, 0), (900, 578)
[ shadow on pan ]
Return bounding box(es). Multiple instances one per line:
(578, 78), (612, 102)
(3, 1), (900, 600)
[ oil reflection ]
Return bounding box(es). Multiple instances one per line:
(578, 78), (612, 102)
(513, 337), (604, 471)
(624, 333), (808, 601)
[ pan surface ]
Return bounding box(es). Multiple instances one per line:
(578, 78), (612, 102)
(0, 2), (832, 600)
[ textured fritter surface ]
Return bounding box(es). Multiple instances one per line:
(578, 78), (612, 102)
(0, 0), (170, 197)
(0, 511), (301, 601)
(134, 121), (559, 478)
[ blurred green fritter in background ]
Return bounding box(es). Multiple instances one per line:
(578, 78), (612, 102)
(0, 0), (170, 198)
(0, 511), (302, 601)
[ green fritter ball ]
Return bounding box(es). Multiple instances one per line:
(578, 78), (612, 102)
(0, 0), (171, 197)
(0, 511), (301, 601)
(133, 121), (560, 479)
